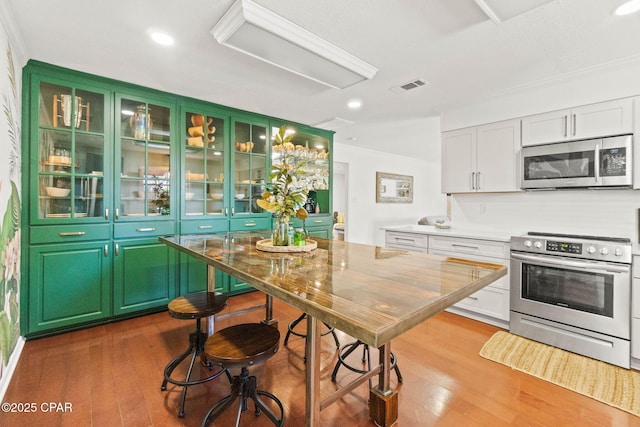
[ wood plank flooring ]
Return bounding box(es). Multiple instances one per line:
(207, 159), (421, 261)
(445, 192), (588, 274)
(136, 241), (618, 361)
(3, 291), (639, 426)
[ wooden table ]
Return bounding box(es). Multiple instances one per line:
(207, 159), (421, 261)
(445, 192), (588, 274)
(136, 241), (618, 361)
(160, 232), (507, 427)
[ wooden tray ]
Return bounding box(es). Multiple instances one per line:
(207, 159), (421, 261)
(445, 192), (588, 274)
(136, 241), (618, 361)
(256, 239), (317, 253)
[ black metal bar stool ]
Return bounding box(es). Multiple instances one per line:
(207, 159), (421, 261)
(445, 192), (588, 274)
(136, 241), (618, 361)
(331, 340), (403, 386)
(161, 291), (229, 417)
(201, 323), (284, 427)
(284, 312), (340, 359)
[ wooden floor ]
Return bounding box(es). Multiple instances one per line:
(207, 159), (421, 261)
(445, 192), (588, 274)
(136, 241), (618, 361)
(3, 291), (640, 426)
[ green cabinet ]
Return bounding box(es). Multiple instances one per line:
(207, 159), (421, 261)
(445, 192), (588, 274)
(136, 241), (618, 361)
(28, 240), (111, 334)
(29, 75), (111, 224)
(113, 237), (176, 315)
(22, 61), (333, 336)
(270, 122), (334, 239)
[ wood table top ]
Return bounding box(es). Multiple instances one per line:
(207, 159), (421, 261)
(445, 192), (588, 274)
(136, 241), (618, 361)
(161, 232), (507, 348)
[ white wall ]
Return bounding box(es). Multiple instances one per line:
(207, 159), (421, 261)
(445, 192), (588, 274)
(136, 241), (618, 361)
(333, 117), (446, 246)
(441, 56), (640, 249)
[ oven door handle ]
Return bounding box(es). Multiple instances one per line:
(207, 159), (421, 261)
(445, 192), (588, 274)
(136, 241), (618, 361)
(511, 252), (630, 274)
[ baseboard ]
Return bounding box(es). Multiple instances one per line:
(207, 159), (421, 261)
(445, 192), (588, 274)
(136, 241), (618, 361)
(0, 337), (25, 401)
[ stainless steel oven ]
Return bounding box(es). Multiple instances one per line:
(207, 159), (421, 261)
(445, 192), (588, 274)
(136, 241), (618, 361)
(510, 232), (632, 368)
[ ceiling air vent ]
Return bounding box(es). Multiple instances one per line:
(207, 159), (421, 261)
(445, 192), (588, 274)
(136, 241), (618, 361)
(390, 78), (430, 94)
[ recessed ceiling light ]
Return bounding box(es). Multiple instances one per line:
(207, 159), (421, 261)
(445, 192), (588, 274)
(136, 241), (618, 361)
(149, 30), (175, 46)
(347, 99), (362, 109)
(614, 0), (640, 15)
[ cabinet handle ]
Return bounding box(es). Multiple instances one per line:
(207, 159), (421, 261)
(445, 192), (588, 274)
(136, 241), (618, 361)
(197, 225), (213, 229)
(115, 208), (119, 220)
(313, 220), (323, 224)
(452, 244), (480, 250)
(572, 113), (576, 136)
(224, 207), (228, 216)
(476, 171), (481, 190)
(396, 238), (416, 244)
(232, 207), (235, 215)
(115, 243), (119, 256)
(244, 222), (257, 227)
(104, 244), (109, 257)
(465, 296), (479, 301)
(136, 227), (156, 232)
(471, 172), (475, 190)
(59, 231), (86, 237)
(564, 115), (568, 137)
(105, 208), (109, 221)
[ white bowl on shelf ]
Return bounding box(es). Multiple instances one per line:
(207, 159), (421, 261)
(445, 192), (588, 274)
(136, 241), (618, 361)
(235, 193), (245, 200)
(45, 186), (70, 197)
(210, 193), (223, 200)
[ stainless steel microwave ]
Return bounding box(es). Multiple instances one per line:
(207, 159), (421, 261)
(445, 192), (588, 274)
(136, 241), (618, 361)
(521, 135), (632, 189)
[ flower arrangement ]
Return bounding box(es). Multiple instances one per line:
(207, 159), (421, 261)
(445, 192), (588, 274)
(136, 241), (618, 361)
(257, 126), (309, 245)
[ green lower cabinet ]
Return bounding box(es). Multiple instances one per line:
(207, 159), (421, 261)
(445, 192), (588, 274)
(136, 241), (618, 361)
(179, 253), (224, 294)
(28, 241), (112, 335)
(113, 238), (176, 315)
(307, 228), (330, 239)
(228, 276), (253, 294)
(291, 215), (333, 240)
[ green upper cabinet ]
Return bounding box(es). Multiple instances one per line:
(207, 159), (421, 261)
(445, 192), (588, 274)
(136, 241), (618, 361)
(230, 116), (269, 220)
(180, 103), (230, 222)
(269, 122), (333, 232)
(114, 93), (177, 223)
(29, 75), (111, 225)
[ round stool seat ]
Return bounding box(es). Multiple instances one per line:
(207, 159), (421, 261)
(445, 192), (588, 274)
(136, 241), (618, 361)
(168, 291), (228, 320)
(205, 323), (280, 369)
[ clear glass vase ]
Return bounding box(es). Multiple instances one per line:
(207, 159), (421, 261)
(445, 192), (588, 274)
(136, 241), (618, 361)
(272, 215), (290, 246)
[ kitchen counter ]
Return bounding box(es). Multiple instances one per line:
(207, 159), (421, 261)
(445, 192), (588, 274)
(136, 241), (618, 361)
(380, 224), (515, 242)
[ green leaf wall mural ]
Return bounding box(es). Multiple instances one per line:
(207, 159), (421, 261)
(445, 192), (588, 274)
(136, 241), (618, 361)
(0, 42), (21, 373)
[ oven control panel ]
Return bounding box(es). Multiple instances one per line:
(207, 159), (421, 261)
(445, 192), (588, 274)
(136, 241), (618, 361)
(511, 233), (631, 263)
(546, 240), (582, 254)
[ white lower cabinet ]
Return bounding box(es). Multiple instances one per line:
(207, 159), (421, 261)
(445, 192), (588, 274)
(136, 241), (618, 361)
(428, 235), (510, 328)
(384, 229), (510, 328)
(632, 256), (640, 359)
(384, 231), (429, 253)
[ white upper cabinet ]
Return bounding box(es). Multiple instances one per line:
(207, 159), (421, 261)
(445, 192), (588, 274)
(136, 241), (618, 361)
(521, 98), (633, 146)
(441, 119), (520, 193)
(441, 127), (475, 193)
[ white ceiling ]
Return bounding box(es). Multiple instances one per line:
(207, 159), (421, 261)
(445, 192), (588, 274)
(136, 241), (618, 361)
(7, 0), (640, 157)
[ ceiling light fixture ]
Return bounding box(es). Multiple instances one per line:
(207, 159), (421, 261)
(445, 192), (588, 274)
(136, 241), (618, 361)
(149, 30), (175, 46)
(211, 0), (378, 89)
(347, 99), (362, 109)
(614, 0), (640, 15)
(473, 0), (554, 23)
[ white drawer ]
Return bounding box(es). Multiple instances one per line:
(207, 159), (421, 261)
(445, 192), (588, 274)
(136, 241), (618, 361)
(387, 244), (428, 253)
(385, 231), (428, 249)
(428, 248), (509, 290)
(452, 286), (510, 321)
(428, 235), (509, 259)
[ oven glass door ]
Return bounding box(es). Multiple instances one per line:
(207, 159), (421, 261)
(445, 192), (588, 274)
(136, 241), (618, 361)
(521, 263), (613, 317)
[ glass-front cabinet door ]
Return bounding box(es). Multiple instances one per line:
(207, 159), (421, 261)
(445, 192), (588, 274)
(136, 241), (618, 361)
(115, 95), (174, 219)
(182, 108), (227, 218)
(33, 79), (109, 223)
(231, 117), (269, 217)
(270, 124), (332, 213)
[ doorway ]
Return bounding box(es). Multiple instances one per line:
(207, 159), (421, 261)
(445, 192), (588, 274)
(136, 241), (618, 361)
(332, 162), (348, 241)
